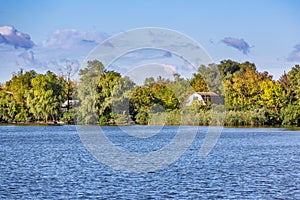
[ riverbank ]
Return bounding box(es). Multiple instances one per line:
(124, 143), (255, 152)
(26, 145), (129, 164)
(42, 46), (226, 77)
(1, 121), (300, 130)
(0, 121), (64, 126)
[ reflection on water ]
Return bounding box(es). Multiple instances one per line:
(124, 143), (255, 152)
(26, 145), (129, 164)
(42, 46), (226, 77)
(0, 126), (299, 199)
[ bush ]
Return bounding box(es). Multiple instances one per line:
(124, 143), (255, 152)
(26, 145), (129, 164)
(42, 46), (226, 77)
(61, 109), (74, 124)
(280, 104), (300, 126)
(114, 113), (131, 125)
(135, 111), (149, 125)
(225, 109), (268, 126)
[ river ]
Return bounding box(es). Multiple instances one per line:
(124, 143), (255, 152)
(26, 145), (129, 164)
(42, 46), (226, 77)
(0, 126), (299, 199)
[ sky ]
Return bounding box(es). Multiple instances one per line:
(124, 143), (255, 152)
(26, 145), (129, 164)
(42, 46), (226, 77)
(0, 0), (300, 83)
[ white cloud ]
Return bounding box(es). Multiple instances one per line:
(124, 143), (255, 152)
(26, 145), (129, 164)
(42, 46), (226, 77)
(0, 26), (34, 49)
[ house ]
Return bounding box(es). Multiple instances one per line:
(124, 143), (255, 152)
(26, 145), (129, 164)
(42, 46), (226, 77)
(186, 92), (221, 106)
(61, 100), (80, 109)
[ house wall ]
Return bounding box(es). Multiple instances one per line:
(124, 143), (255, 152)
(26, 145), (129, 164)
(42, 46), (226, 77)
(186, 93), (205, 106)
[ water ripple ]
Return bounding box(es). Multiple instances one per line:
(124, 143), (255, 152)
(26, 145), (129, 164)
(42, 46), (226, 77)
(0, 126), (300, 199)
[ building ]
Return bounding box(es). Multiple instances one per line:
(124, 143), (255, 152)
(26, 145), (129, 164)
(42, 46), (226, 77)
(61, 100), (80, 110)
(186, 92), (221, 106)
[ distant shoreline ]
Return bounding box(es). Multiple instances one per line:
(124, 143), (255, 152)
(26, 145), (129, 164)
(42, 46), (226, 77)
(1, 122), (299, 130)
(0, 121), (64, 126)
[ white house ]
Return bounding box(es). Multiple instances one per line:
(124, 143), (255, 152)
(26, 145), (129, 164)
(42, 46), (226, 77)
(61, 100), (80, 108)
(186, 92), (220, 106)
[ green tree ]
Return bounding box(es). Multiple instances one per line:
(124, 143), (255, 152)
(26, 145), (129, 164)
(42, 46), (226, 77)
(77, 60), (105, 124)
(151, 83), (179, 111)
(279, 65), (300, 105)
(0, 90), (18, 122)
(6, 69), (36, 103)
(167, 73), (190, 106)
(278, 65), (300, 125)
(144, 77), (155, 88)
(197, 64), (225, 96)
(258, 79), (284, 123)
(129, 86), (157, 124)
(95, 71), (121, 124)
(27, 71), (64, 122)
(5, 69), (36, 122)
(223, 62), (265, 111)
(217, 60), (241, 81)
(111, 76), (135, 124)
(280, 104), (300, 126)
(190, 72), (209, 92)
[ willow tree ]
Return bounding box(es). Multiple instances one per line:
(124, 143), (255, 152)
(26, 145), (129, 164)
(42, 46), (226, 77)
(76, 60), (105, 124)
(27, 71), (64, 122)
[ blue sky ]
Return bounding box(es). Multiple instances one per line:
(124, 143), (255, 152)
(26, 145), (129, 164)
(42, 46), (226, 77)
(0, 0), (300, 82)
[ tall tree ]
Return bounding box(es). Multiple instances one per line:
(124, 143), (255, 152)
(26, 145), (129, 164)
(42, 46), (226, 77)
(190, 72), (209, 92)
(151, 83), (179, 111)
(217, 60), (241, 81)
(111, 76), (135, 124)
(129, 86), (157, 124)
(58, 64), (77, 112)
(223, 62), (264, 111)
(198, 64), (224, 95)
(77, 60), (105, 124)
(167, 73), (190, 106)
(259, 79), (284, 123)
(27, 71), (64, 122)
(0, 90), (18, 122)
(279, 65), (300, 125)
(95, 71), (121, 124)
(5, 69), (36, 122)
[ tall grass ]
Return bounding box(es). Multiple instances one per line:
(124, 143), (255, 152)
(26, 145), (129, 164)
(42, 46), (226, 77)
(148, 107), (269, 126)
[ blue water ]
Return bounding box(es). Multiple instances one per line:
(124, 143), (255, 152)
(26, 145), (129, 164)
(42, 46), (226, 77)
(0, 126), (300, 199)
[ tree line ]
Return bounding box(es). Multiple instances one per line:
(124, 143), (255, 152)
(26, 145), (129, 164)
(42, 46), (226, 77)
(0, 59), (299, 126)
(0, 69), (74, 124)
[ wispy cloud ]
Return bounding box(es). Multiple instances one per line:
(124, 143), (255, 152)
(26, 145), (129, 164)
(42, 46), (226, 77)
(121, 49), (172, 60)
(0, 26), (34, 49)
(18, 50), (35, 63)
(287, 44), (300, 62)
(42, 29), (107, 48)
(126, 63), (177, 85)
(35, 29), (108, 71)
(221, 37), (251, 55)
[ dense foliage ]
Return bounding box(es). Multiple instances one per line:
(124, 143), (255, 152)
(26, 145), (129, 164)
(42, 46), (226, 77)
(0, 69), (72, 123)
(1, 59), (300, 126)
